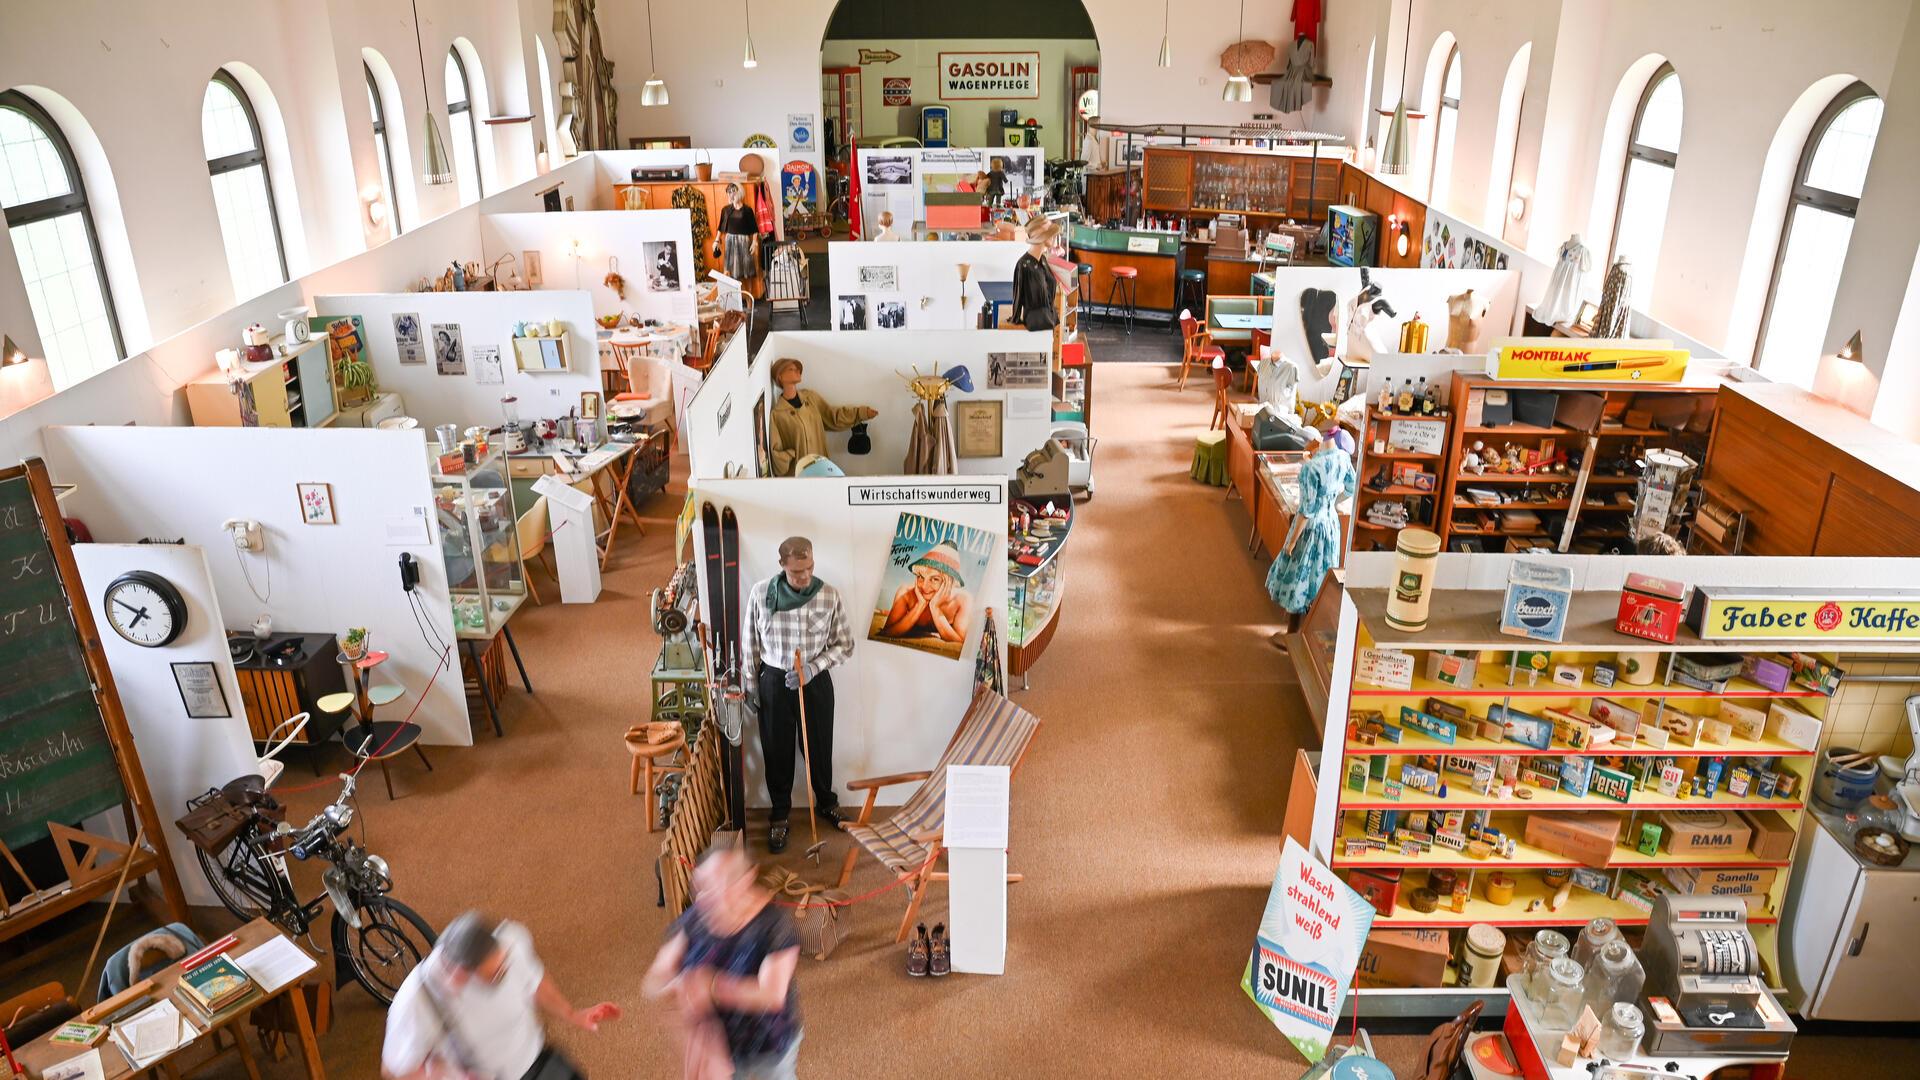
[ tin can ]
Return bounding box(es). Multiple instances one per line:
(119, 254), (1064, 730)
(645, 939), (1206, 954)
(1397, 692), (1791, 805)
(1460, 923), (1506, 988)
(1385, 528), (1441, 632)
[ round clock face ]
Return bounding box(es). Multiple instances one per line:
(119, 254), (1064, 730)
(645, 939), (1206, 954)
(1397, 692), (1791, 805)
(103, 572), (186, 648)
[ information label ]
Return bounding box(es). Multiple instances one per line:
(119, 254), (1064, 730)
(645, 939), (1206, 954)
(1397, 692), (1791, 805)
(847, 484), (1004, 506)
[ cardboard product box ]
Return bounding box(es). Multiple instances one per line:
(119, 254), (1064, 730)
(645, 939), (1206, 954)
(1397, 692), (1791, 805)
(1719, 700), (1767, 742)
(1665, 865), (1779, 897)
(1659, 809), (1752, 856)
(1766, 702), (1822, 751)
(1501, 561), (1574, 642)
(1740, 809), (1797, 860)
(1742, 653), (1794, 693)
(1524, 812), (1625, 868)
(1348, 868), (1404, 917)
(1425, 650), (1481, 687)
(1356, 928), (1450, 989)
(1617, 573), (1687, 643)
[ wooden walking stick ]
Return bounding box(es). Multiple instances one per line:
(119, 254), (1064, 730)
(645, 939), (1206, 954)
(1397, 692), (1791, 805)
(792, 649), (827, 864)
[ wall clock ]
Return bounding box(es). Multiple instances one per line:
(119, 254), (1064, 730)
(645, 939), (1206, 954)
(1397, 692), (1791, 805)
(102, 570), (188, 648)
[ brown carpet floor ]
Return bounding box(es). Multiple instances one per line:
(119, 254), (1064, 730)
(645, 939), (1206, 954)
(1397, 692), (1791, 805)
(15, 362), (1915, 1077)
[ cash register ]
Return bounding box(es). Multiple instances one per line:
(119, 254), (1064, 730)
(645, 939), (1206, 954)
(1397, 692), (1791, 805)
(1639, 894), (1795, 1057)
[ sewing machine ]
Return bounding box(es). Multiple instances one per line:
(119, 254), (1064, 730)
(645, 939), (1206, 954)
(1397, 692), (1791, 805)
(651, 561), (701, 670)
(1639, 894), (1795, 1057)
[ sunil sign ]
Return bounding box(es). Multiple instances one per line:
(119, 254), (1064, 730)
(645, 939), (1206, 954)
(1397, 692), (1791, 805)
(939, 52), (1040, 100)
(1242, 837), (1375, 1062)
(1689, 587), (1920, 641)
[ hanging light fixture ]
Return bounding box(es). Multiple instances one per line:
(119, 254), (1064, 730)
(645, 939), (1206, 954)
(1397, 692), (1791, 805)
(642, 0), (670, 105)
(1380, 1), (1416, 173)
(410, 0), (453, 185)
(1222, 0), (1254, 102)
(741, 0), (758, 68)
(1158, 0), (1173, 68)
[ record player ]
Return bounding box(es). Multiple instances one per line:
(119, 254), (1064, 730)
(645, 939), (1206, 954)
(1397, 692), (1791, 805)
(1639, 894), (1794, 1056)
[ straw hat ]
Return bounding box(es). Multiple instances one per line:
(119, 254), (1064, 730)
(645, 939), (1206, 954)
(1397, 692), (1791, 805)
(1026, 217), (1062, 246)
(910, 541), (967, 587)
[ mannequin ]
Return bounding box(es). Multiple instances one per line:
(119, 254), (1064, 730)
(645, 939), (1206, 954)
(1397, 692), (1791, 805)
(873, 210), (903, 242)
(1536, 234), (1591, 326)
(1265, 427), (1355, 652)
(1272, 0), (1323, 113)
(742, 536), (852, 853)
(1344, 268), (1398, 362)
(1011, 219), (1062, 331)
(766, 358), (876, 476)
(714, 183), (759, 284)
(1446, 289), (1490, 353)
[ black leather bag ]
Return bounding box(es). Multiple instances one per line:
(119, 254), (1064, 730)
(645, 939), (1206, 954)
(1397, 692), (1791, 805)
(847, 422), (871, 455)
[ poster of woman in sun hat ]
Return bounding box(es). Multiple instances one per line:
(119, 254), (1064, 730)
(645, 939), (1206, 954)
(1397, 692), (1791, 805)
(870, 512), (993, 659)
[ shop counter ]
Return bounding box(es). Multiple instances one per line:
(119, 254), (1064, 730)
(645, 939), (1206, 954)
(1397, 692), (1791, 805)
(1204, 254), (1259, 299)
(1067, 224), (1182, 326)
(1007, 496), (1073, 687)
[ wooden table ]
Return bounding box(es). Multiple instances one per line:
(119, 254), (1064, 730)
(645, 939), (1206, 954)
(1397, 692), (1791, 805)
(457, 593), (531, 738)
(19, 919), (327, 1079)
(1211, 311), (1275, 331)
(507, 442), (649, 570)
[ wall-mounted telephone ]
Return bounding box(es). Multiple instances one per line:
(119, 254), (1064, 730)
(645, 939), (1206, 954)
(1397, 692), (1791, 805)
(397, 551), (418, 593)
(220, 519), (264, 552)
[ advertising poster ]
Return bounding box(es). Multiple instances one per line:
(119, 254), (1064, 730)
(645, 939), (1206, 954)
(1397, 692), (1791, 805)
(393, 312), (426, 364)
(868, 512), (996, 661)
(1241, 837), (1375, 1063)
(431, 323), (465, 376)
(882, 77), (912, 106)
(939, 52), (1041, 100)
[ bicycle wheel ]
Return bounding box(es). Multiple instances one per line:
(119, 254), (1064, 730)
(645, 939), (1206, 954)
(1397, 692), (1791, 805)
(335, 897), (436, 1005)
(194, 837), (282, 923)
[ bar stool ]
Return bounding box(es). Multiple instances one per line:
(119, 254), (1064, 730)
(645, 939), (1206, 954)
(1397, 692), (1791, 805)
(1105, 266), (1140, 334)
(625, 723), (688, 831)
(1175, 269), (1207, 332)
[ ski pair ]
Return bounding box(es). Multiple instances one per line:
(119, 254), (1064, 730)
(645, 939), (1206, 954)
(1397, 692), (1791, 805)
(700, 502), (748, 831)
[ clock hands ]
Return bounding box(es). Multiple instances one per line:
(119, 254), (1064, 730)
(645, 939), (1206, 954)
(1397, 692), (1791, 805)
(113, 596), (151, 627)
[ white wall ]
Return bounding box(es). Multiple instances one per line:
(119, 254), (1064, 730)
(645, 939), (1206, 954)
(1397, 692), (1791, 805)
(854, 147), (1045, 229)
(685, 331), (763, 482)
(71, 543), (260, 908)
(313, 289), (601, 431)
(43, 425), (472, 746)
(821, 38), (1099, 157)
(825, 241), (1027, 331)
(756, 330), (1058, 480)
(690, 475), (1009, 808)
(478, 210), (697, 326)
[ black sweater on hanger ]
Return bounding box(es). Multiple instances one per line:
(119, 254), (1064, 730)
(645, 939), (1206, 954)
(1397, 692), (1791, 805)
(1010, 251), (1058, 331)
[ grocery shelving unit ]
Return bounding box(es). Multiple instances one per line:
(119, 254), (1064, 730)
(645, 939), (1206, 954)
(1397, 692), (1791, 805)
(1353, 406), (1452, 553)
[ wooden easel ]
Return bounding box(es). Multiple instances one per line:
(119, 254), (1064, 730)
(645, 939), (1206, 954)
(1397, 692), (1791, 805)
(0, 458), (187, 953)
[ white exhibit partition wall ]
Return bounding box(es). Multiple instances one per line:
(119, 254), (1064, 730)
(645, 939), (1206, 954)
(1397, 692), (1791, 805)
(72, 543), (261, 908)
(313, 290), (602, 433)
(43, 426), (472, 746)
(825, 241), (1026, 331)
(684, 331), (762, 481)
(690, 475), (1010, 809)
(756, 330), (1058, 478)
(479, 211), (698, 327)
(855, 146), (1046, 233)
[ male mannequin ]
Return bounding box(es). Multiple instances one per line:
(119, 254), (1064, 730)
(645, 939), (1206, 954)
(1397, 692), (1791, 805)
(742, 537), (853, 853)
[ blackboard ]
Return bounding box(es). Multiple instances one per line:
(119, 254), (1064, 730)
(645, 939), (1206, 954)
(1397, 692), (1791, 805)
(0, 471), (124, 851)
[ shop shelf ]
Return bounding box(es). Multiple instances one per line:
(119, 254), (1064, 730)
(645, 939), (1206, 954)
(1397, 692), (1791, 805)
(1585, 474), (1641, 485)
(1351, 872), (1780, 929)
(1337, 782), (1804, 814)
(1341, 723), (1818, 758)
(1360, 485), (1436, 497)
(1445, 526), (1550, 538)
(1349, 667), (1826, 700)
(1366, 450), (1445, 461)
(1454, 500), (1568, 511)
(1454, 473), (1577, 485)
(1331, 815), (1798, 871)
(1462, 423), (1567, 436)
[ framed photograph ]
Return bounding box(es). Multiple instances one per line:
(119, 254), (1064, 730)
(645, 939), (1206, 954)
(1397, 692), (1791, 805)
(393, 312), (426, 364)
(836, 295), (868, 331)
(171, 662), (231, 720)
(431, 322), (466, 375)
(873, 297), (907, 329)
(581, 391), (602, 420)
(987, 351), (1049, 390)
(644, 240), (682, 291)
(864, 154), (914, 186)
(954, 399), (1003, 458)
(752, 393), (771, 476)
(1573, 301), (1599, 334)
(472, 344), (504, 385)
(523, 250), (544, 287)
(857, 265), (899, 292)
(296, 482), (336, 525)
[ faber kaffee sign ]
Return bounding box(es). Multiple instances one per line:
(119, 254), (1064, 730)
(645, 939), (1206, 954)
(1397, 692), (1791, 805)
(939, 52), (1040, 100)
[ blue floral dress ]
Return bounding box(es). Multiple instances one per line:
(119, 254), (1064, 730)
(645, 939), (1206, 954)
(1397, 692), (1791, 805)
(1266, 444), (1357, 614)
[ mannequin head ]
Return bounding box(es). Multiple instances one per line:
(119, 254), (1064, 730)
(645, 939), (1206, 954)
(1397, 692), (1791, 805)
(778, 536), (815, 589)
(1025, 217), (1061, 254)
(878, 210), (895, 234)
(726, 182), (744, 208)
(771, 357), (804, 396)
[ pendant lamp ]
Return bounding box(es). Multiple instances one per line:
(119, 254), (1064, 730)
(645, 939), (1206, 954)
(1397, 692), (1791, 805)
(411, 0), (453, 184)
(1158, 0), (1172, 68)
(1222, 0), (1254, 103)
(642, 0), (670, 105)
(1380, 2), (1416, 174)
(742, 0), (758, 68)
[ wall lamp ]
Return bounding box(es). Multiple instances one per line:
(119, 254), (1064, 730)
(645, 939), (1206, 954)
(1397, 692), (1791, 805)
(362, 184), (387, 227)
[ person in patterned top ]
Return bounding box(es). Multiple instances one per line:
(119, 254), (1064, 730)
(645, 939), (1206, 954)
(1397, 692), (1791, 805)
(743, 536), (853, 853)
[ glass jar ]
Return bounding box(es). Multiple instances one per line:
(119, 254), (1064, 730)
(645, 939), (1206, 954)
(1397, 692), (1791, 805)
(1520, 929), (1571, 1005)
(1598, 1002), (1645, 1060)
(1857, 794), (1903, 838)
(1580, 939), (1646, 1015)
(1539, 956), (1586, 1029)
(1572, 917), (1623, 969)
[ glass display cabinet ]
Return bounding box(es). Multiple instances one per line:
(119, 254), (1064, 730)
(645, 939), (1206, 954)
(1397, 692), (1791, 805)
(1007, 497), (1071, 688)
(430, 445), (527, 637)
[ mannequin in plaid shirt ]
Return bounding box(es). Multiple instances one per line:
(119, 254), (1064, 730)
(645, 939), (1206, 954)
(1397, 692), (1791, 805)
(743, 536), (852, 853)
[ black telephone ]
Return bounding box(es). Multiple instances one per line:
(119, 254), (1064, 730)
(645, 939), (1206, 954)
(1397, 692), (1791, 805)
(264, 637), (304, 665)
(398, 552), (419, 593)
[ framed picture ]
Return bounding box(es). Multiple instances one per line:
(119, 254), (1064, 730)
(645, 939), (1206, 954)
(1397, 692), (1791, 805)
(644, 240), (682, 291)
(954, 399), (1003, 458)
(581, 391), (602, 420)
(753, 393), (771, 476)
(523, 250), (544, 287)
(171, 662), (231, 720)
(987, 351), (1049, 390)
(1573, 301), (1599, 334)
(296, 482), (336, 525)
(858, 265), (899, 291)
(836, 295), (868, 330)
(873, 297), (907, 329)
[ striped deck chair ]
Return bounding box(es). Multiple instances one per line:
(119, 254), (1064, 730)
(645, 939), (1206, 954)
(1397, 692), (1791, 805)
(836, 684), (1042, 943)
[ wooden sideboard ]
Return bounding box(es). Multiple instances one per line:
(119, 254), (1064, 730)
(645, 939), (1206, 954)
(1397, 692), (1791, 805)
(231, 632), (348, 747)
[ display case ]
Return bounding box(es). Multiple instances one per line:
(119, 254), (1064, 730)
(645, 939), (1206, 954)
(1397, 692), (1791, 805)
(431, 445), (527, 637)
(1140, 146), (1341, 224)
(1007, 497), (1071, 687)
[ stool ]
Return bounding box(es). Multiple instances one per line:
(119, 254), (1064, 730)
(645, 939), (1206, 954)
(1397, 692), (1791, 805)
(626, 727), (688, 831)
(1191, 431), (1228, 487)
(1105, 266), (1140, 334)
(1176, 269), (1207, 332)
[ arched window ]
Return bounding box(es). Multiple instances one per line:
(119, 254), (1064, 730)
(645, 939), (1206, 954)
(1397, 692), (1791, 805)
(1429, 45), (1461, 209)
(366, 63), (403, 233)
(1609, 63), (1682, 307)
(445, 49), (484, 204)
(535, 38), (557, 163)
(0, 90), (123, 381)
(203, 71), (287, 300)
(1756, 82), (1883, 386)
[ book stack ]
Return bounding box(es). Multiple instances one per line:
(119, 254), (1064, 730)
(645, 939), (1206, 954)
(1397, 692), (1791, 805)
(172, 953), (261, 1027)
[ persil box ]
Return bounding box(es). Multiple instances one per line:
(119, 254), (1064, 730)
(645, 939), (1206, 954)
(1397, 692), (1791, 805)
(1500, 561), (1574, 643)
(1616, 573), (1687, 643)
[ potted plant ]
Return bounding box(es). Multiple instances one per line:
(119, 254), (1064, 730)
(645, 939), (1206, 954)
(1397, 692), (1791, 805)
(342, 627), (369, 661)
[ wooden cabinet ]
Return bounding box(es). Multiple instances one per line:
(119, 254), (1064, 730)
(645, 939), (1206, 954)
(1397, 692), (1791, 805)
(185, 336), (334, 428)
(232, 632), (348, 747)
(613, 176), (782, 285)
(1140, 147), (1340, 224)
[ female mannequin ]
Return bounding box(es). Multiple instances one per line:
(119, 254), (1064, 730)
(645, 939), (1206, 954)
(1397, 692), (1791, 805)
(714, 183), (759, 283)
(767, 358), (876, 476)
(1010, 219), (1061, 332)
(1265, 429), (1356, 651)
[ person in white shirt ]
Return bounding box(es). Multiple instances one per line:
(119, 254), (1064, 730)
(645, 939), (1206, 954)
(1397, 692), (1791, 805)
(382, 912), (620, 1080)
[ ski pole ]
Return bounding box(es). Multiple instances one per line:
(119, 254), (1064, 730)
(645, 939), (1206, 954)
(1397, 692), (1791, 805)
(792, 649), (826, 864)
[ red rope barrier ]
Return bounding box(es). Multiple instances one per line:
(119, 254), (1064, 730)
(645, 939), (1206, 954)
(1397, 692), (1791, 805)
(673, 844), (942, 909)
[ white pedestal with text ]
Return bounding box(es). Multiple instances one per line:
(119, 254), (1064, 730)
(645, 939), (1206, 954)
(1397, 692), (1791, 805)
(946, 764), (1010, 975)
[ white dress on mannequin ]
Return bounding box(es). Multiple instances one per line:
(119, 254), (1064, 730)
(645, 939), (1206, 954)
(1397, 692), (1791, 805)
(1536, 234), (1591, 326)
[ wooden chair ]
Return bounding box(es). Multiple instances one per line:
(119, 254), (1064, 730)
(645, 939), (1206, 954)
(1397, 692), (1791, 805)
(1248, 327), (1271, 397)
(1209, 357), (1234, 431)
(1177, 310), (1224, 391)
(685, 309), (746, 375)
(837, 685), (1042, 943)
(255, 711), (309, 789)
(516, 495), (555, 606)
(608, 340), (652, 404)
